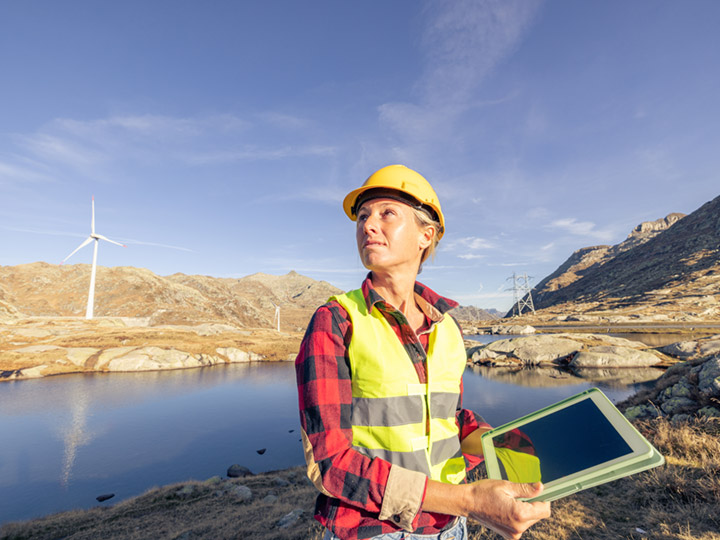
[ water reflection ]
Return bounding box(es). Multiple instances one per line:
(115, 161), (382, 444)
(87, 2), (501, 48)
(60, 388), (92, 487)
(469, 365), (665, 388)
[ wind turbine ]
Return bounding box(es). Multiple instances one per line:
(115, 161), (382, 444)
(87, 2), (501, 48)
(271, 302), (280, 332)
(61, 196), (126, 319)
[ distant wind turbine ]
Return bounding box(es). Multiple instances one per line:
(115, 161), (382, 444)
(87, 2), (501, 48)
(271, 302), (280, 332)
(61, 196), (126, 319)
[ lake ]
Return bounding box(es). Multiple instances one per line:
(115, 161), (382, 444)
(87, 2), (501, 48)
(0, 352), (659, 525)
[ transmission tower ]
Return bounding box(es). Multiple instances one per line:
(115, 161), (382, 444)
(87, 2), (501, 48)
(507, 272), (536, 316)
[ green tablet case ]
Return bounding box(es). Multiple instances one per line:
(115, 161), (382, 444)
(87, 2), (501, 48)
(480, 388), (665, 502)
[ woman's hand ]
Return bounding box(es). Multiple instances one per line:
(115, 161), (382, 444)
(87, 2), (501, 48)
(464, 480), (551, 539)
(423, 479), (551, 540)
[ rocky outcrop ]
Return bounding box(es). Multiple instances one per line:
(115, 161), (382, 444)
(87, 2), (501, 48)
(507, 195), (720, 319)
(621, 353), (720, 421)
(490, 325), (536, 335)
(570, 346), (662, 368)
(467, 333), (668, 369)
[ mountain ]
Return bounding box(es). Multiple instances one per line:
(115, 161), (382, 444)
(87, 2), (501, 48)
(510, 195), (720, 320)
(450, 305), (502, 321)
(0, 263), (342, 330)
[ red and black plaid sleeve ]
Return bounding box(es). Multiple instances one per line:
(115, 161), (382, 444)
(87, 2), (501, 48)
(295, 300), (392, 512)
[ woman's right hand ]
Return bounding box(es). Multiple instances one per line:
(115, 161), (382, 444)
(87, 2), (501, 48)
(463, 479), (551, 540)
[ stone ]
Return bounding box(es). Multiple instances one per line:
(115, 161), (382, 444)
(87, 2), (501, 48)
(624, 404), (660, 420)
(696, 357), (720, 396)
(481, 335), (584, 366)
(699, 340), (720, 358)
(273, 477), (290, 487)
(276, 509), (303, 529)
(96, 493), (115, 502)
(176, 485), (196, 499)
(659, 377), (694, 401)
(263, 494), (279, 504)
(66, 348), (100, 367)
(661, 397), (697, 415)
(490, 325), (536, 335)
(570, 346), (661, 368)
(256, 448), (266, 455)
(103, 347), (220, 372)
(204, 476), (223, 486)
(229, 485), (252, 502)
(12, 344), (62, 353)
(227, 464), (253, 478)
(660, 341), (698, 359)
(216, 347), (264, 363)
(698, 406), (720, 418)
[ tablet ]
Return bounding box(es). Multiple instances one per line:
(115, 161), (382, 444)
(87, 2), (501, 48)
(480, 388), (664, 502)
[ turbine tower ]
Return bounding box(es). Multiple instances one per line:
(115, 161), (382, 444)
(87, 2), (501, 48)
(271, 302), (280, 332)
(61, 196), (126, 319)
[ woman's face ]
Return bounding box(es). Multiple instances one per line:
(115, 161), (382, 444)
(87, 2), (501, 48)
(355, 197), (432, 274)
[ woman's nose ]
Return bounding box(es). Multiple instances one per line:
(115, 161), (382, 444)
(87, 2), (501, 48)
(362, 214), (379, 234)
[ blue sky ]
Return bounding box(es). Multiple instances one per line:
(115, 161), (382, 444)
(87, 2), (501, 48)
(1, 1), (719, 311)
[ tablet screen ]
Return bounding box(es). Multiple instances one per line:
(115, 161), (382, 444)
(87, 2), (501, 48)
(488, 398), (633, 484)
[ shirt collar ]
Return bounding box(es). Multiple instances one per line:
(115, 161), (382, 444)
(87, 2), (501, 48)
(359, 272), (459, 320)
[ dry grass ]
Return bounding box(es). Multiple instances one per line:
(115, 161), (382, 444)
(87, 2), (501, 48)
(2, 419), (718, 540)
(468, 417), (720, 540)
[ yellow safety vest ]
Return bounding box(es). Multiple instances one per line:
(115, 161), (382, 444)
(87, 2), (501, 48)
(332, 289), (467, 484)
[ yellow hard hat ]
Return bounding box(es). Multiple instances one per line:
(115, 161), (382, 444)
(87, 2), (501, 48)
(342, 164), (445, 239)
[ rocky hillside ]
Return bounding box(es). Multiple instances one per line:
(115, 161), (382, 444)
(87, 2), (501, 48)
(450, 305), (501, 321)
(0, 263), (342, 331)
(511, 195), (720, 320)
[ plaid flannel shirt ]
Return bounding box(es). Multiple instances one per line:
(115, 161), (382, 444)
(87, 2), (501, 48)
(295, 275), (490, 540)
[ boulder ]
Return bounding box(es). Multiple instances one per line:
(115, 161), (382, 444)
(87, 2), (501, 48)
(276, 509), (304, 529)
(102, 347), (221, 372)
(490, 325), (536, 335)
(660, 341), (698, 359)
(487, 335), (584, 365)
(570, 346), (662, 368)
(699, 340), (720, 359)
(229, 485), (253, 502)
(227, 464), (253, 478)
(216, 347), (263, 363)
(661, 397), (697, 415)
(695, 357), (720, 396)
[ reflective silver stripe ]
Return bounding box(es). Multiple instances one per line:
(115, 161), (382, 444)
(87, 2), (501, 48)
(355, 446), (431, 477)
(351, 395), (424, 427)
(430, 434), (463, 466)
(430, 392), (460, 419)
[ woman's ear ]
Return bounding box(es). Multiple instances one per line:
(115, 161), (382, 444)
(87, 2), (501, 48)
(418, 225), (434, 250)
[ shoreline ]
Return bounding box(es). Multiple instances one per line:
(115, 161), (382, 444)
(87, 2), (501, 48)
(2, 417), (717, 540)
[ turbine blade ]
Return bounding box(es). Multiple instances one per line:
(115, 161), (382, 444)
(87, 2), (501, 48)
(91, 196), (96, 235)
(61, 237), (94, 264)
(94, 234), (126, 247)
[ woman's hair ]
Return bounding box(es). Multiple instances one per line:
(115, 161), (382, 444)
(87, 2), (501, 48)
(413, 207), (442, 270)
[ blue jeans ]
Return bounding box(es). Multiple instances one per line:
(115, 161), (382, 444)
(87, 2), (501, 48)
(323, 517), (467, 540)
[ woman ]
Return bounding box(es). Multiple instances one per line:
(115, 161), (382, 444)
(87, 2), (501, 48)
(296, 165), (550, 540)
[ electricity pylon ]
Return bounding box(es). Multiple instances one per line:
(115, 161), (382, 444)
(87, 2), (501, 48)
(507, 272), (536, 316)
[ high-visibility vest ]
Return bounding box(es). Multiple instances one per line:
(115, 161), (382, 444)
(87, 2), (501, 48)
(332, 289), (467, 484)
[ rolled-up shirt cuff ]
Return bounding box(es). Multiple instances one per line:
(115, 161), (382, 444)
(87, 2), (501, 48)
(378, 465), (427, 531)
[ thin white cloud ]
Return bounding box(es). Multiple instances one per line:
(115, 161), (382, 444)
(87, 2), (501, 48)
(545, 218), (615, 242)
(458, 253), (484, 260)
(119, 238), (194, 253)
(379, 0), (542, 143)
